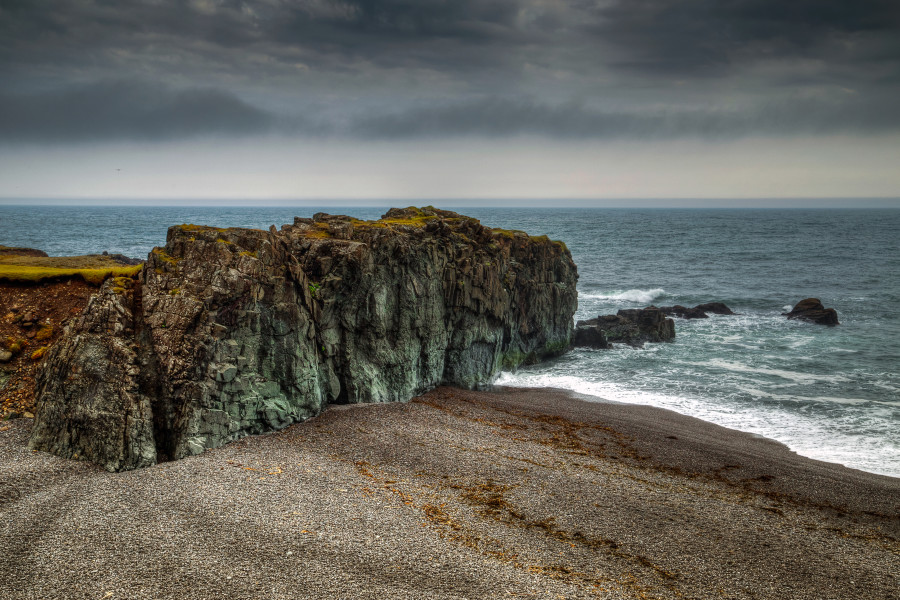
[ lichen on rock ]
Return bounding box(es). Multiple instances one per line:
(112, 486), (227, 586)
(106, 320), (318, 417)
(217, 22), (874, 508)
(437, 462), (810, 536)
(29, 207), (578, 471)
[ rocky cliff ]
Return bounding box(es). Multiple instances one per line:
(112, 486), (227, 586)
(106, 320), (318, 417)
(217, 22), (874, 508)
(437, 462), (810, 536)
(29, 208), (578, 471)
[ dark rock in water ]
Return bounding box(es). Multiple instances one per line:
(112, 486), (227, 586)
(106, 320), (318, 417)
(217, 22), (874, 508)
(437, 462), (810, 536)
(782, 298), (839, 326)
(575, 307), (675, 348)
(0, 246), (48, 258)
(655, 302), (735, 319)
(655, 305), (709, 319)
(29, 207), (578, 471)
(694, 302), (735, 315)
(572, 325), (610, 349)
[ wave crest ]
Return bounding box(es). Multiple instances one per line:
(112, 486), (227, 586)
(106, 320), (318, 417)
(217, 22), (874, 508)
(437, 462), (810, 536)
(581, 288), (665, 304)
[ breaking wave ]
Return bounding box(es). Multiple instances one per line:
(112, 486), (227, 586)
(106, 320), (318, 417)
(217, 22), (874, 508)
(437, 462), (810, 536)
(580, 288), (666, 304)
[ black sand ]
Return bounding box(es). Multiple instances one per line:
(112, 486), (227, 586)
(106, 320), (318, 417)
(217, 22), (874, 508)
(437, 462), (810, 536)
(1, 386), (897, 599)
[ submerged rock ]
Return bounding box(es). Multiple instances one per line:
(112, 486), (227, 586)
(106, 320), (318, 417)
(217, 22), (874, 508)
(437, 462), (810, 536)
(574, 307), (675, 349)
(782, 298), (839, 326)
(29, 207), (578, 471)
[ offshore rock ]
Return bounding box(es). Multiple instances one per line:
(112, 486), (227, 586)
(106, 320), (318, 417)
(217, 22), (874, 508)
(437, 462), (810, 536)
(783, 298), (839, 326)
(29, 207), (578, 471)
(694, 302), (735, 315)
(655, 302), (735, 319)
(575, 308), (674, 349)
(655, 305), (708, 319)
(571, 325), (610, 349)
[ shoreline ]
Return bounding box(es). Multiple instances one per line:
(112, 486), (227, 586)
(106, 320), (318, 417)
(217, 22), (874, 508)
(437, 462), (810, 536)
(2, 385), (897, 599)
(494, 376), (900, 480)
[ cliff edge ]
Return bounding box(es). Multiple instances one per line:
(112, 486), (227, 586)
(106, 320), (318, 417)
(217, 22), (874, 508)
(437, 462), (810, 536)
(28, 207), (578, 471)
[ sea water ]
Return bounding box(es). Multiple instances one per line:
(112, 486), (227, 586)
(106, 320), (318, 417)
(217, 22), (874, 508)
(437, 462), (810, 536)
(1, 205), (898, 477)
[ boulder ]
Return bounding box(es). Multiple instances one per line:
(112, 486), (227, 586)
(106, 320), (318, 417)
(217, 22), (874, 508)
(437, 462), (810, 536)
(694, 302), (735, 315)
(782, 298), (839, 326)
(575, 307), (675, 348)
(572, 325), (610, 349)
(655, 305), (709, 319)
(655, 302), (735, 319)
(29, 207), (578, 471)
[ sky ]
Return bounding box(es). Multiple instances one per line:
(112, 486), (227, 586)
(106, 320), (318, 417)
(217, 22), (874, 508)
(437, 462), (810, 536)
(1, 0), (900, 204)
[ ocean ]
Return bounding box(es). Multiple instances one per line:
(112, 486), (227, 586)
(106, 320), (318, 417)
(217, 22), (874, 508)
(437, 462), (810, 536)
(1, 204), (898, 477)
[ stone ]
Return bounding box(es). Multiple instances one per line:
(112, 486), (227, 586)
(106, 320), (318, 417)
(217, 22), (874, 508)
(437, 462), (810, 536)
(575, 308), (675, 348)
(0, 350), (12, 363)
(655, 305), (709, 319)
(694, 302), (735, 315)
(30, 207), (578, 471)
(782, 298), (839, 326)
(572, 325), (610, 349)
(654, 302), (735, 319)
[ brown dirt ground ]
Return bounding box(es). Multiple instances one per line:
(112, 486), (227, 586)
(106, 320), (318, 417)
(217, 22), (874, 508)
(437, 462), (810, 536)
(0, 280), (95, 416)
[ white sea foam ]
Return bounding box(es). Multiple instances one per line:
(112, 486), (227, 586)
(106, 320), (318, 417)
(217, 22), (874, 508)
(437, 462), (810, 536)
(494, 370), (900, 478)
(704, 359), (849, 384)
(580, 288), (666, 304)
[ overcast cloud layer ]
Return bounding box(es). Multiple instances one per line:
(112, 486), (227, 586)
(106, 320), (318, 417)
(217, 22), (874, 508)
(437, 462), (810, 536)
(3, 0), (900, 143)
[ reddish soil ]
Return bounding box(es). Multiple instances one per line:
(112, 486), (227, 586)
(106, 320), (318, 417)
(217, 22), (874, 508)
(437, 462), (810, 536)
(0, 280), (95, 416)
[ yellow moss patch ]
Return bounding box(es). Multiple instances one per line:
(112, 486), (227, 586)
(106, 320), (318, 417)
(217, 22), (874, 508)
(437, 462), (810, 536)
(34, 324), (53, 341)
(5, 337), (27, 355)
(215, 238), (234, 245)
(239, 250), (258, 258)
(0, 263), (143, 286)
(151, 248), (179, 265)
(179, 224), (226, 233)
(30, 346), (48, 361)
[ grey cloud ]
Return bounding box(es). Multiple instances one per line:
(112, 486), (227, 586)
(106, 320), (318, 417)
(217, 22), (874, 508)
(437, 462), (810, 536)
(351, 95), (900, 139)
(1, 1), (899, 143)
(590, 0), (900, 77)
(0, 80), (282, 142)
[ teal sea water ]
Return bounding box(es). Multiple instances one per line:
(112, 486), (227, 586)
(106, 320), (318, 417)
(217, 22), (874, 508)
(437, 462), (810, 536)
(1, 205), (898, 477)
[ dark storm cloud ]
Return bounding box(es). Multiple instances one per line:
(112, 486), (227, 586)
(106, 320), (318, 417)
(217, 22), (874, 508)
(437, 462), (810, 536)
(1, 1), (899, 142)
(590, 0), (900, 77)
(0, 80), (283, 142)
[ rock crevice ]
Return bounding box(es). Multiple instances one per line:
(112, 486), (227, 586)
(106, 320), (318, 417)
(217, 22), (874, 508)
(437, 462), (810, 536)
(29, 208), (578, 471)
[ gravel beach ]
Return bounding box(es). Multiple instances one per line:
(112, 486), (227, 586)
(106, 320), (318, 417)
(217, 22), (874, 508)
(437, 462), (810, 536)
(1, 386), (897, 600)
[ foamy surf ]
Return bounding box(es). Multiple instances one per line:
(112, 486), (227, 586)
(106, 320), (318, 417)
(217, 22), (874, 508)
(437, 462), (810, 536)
(495, 369), (900, 478)
(579, 288), (666, 304)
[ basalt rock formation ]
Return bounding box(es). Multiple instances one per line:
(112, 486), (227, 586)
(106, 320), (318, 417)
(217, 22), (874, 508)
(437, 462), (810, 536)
(29, 208), (578, 471)
(783, 298), (839, 326)
(654, 302), (735, 319)
(573, 308), (675, 349)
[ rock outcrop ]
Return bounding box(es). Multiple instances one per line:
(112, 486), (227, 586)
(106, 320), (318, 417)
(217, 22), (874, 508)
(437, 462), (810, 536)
(655, 302), (735, 319)
(574, 308), (674, 349)
(782, 298), (839, 326)
(694, 302), (735, 315)
(29, 208), (578, 471)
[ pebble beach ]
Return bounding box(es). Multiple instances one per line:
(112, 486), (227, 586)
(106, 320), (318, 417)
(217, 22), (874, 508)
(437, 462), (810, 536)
(1, 386), (897, 599)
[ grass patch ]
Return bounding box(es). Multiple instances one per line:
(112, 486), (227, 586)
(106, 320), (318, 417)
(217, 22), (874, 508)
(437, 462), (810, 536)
(178, 224), (226, 233)
(0, 257), (142, 286)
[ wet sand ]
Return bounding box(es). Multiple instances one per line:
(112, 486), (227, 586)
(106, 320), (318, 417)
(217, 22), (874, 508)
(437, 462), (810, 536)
(1, 386), (897, 599)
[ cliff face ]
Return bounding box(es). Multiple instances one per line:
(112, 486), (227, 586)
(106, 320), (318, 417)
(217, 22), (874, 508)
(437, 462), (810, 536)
(29, 208), (578, 471)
